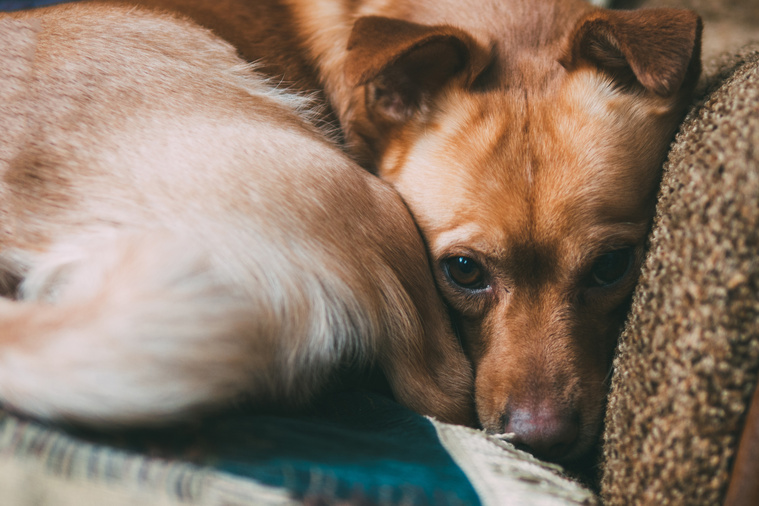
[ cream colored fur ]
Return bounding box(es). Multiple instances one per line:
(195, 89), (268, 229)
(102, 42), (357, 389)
(0, 4), (475, 426)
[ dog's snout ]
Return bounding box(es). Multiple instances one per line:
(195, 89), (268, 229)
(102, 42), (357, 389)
(502, 403), (580, 461)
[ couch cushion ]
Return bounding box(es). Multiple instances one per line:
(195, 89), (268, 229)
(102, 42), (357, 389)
(601, 43), (759, 504)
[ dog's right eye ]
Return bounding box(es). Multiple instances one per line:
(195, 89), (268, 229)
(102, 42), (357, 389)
(590, 248), (634, 287)
(444, 256), (486, 290)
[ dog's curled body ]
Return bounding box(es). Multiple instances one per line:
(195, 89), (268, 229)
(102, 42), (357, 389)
(0, 4), (475, 426)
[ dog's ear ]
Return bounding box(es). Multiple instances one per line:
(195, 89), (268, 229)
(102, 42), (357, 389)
(561, 8), (702, 97)
(345, 16), (490, 124)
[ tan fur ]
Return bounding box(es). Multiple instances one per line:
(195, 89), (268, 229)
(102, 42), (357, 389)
(0, 4), (477, 426)
(49, 0), (701, 463)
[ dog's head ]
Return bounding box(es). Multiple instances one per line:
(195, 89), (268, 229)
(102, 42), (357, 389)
(343, 7), (701, 463)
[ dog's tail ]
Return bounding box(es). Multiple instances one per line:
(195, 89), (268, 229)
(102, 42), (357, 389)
(0, 231), (276, 426)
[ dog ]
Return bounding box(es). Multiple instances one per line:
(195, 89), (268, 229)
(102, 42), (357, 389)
(0, 3), (477, 427)
(99, 0), (703, 463)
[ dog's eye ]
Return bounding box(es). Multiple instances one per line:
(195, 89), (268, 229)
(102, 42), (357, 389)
(445, 256), (485, 289)
(591, 248), (634, 287)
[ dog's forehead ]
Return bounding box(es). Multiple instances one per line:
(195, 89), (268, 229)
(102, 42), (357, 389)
(392, 73), (666, 257)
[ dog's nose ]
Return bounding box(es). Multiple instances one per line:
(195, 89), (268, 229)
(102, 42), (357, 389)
(502, 403), (579, 461)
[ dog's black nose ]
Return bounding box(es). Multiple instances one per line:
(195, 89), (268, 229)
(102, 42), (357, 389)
(501, 403), (580, 461)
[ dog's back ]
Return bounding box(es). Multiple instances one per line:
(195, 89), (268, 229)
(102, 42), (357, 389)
(0, 4), (475, 426)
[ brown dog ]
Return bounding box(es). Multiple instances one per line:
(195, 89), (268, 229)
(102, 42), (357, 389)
(0, 4), (476, 427)
(69, 0), (702, 463)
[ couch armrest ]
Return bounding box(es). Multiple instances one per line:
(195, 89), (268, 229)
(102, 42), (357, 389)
(601, 43), (759, 505)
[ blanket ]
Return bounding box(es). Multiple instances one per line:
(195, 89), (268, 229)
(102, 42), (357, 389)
(0, 391), (596, 505)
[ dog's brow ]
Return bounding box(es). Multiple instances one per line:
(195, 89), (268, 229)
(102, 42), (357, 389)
(431, 224), (496, 257)
(572, 223), (649, 263)
(587, 222), (649, 246)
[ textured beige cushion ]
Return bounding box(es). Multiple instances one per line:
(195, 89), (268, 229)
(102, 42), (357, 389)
(601, 43), (759, 505)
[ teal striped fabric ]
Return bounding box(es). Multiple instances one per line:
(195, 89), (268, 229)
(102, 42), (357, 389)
(0, 390), (598, 505)
(0, 1), (68, 10)
(1, 392), (481, 505)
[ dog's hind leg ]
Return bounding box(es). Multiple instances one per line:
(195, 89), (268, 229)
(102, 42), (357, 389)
(0, 230), (271, 426)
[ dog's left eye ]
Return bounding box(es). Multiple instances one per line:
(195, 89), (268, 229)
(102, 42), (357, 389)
(444, 256), (486, 290)
(590, 248), (634, 287)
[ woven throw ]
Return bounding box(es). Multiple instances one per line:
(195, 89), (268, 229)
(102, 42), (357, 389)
(0, 391), (597, 505)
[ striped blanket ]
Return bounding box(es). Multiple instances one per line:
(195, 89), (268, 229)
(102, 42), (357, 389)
(0, 391), (596, 505)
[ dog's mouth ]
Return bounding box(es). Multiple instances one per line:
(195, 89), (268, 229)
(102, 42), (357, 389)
(492, 409), (594, 462)
(475, 365), (613, 466)
(488, 412), (601, 465)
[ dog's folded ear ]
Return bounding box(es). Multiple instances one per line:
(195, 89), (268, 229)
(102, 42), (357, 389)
(345, 16), (490, 123)
(560, 8), (702, 97)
